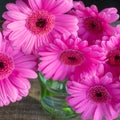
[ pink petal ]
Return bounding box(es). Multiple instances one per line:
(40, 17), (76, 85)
(15, 68), (37, 79)
(109, 105), (118, 118)
(7, 11), (27, 20)
(55, 14), (78, 24)
(16, 95), (22, 101)
(42, 60), (60, 74)
(18, 88), (29, 96)
(75, 99), (90, 113)
(14, 55), (36, 63)
(100, 8), (119, 23)
(10, 75), (30, 89)
(15, 61), (36, 69)
(44, 61), (61, 80)
(0, 80), (10, 106)
(7, 21), (26, 30)
(9, 28), (28, 41)
(6, 3), (19, 11)
(16, 0), (32, 15)
(53, 64), (66, 80)
(101, 72), (113, 85)
(92, 76), (100, 84)
(40, 55), (58, 61)
(42, 0), (56, 11)
(34, 36), (44, 49)
(12, 30), (31, 48)
(0, 32), (2, 41)
(67, 86), (87, 94)
(21, 34), (36, 54)
(28, 0), (41, 10)
(38, 58), (57, 71)
(72, 81), (88, 89)
(82, 102), (96, 120)
(67, 96), (85, 107)
(2, 12), (15, 21)
(102, 103), (111, 120)
(90, 5), (98, 13)
(50, 0), (73, 14)
(93, 104), (103, 120)
(39, 51), (57, 56)
(54, 15), (78, 36)
(4, 78), (18, 102)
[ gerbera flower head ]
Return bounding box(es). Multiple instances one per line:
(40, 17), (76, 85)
(0, 32), (37, 106)
(38, 35), (104, 81)
(101, 35), (120, 77)
(69, 1), (119, 45)
(66, 72), (120, 120)
(2, 0), (78, 54)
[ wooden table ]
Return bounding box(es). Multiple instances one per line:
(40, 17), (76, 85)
(0, 79), (80, 120)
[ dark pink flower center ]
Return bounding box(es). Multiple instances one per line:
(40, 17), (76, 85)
(0, 53), (14, 79)
(84, 17), (104, 34)
(88, 86), (110, 103)
(36, 18), (47, 28)
(107, 48), (120, 66)
(59, 50), (84, 66)
(0, 62), (4, 69)
(27, 10), (55, 35)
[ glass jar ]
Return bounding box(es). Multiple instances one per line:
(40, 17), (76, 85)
(38, 72), (78, 120)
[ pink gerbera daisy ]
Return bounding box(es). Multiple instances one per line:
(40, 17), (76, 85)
(2, 0), (78, 54)
(101, 35), (120, 77)
(69, 1), (119, 45)
(0, 32), (37, 106)
(38, 35), (104, 81)
(66, 72), (120, 120)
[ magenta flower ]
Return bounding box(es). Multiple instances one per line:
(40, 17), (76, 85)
(69, 1), (119, 45)
(38, 36), (104, 81)
(0, 32), (37, 106)
(101, 35), (120, 77)
(2, 0), (78, 54)
(66, 72), (120, 120)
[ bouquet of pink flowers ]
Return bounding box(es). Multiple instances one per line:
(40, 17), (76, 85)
(1, 0), (120, 119)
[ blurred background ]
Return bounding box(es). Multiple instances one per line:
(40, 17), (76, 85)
(0, 0), (15, 20)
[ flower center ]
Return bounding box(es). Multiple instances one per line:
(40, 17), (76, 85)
(59, 50), (84, 66)
(0, 62), (4, 69)
(27, 10), (55, 35)
(0, 53), (15, 79)
(107, 48), (120, 66)
(84, 17), (103, 34)
(36, 18), (47, 28)
(88, 85), (110, 103)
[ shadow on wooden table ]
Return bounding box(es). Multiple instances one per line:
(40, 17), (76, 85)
(0, 96), (80, 120)
(0, 96), (56, 120)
